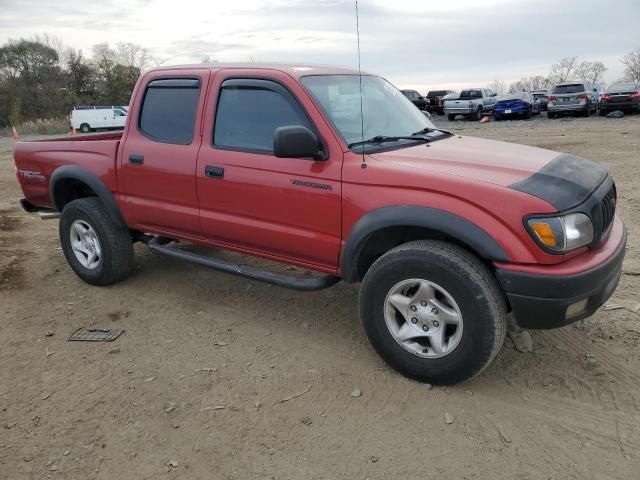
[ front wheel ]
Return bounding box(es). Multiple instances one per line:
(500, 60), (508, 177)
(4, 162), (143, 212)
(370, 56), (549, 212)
(359, 241), (507, 385)
(473, 106), (483, 121)
(59, 197), (133, 286)
(447, 114), (456, 121)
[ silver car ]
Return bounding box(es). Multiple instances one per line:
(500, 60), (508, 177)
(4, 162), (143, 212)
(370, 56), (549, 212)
(547, 82), (599, 118)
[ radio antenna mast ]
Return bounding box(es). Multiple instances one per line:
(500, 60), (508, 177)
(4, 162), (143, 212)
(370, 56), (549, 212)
(355, 0), (366, 169)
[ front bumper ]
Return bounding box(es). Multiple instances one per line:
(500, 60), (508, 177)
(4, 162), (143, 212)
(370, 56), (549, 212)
(495, 219), (626, 329)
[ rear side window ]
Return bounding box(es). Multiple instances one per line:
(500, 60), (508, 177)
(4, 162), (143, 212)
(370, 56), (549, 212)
(214, 81), (311, 153)
(552, 84), (585, 94)
(139, 78), (200, 144)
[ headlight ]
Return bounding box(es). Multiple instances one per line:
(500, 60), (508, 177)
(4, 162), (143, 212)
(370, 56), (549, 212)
(527, 213), (593, 252)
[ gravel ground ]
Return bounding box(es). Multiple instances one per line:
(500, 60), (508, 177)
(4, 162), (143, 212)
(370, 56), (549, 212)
(1, 113), (639, 479)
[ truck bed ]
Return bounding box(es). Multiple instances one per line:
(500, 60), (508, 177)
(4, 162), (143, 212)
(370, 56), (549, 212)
(14, 132), (122, 209)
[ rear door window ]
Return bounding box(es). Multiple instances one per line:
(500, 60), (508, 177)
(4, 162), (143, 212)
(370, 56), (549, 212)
(139, 78), (201, 144)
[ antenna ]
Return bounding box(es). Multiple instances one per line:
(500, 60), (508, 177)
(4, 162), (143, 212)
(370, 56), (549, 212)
(355, 0), (366, 169)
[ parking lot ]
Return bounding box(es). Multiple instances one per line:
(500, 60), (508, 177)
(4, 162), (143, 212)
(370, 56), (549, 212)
(1, 114), (639, 479)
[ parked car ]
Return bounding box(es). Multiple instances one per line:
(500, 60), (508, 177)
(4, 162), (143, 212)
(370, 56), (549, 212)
(14, 63), (625, 385)
(493, 92), (541, 120)
(547, 82), (599, 118)
(599, 82), (640, 115)
(401, 89), (429, 111)
(444, 88), (496, 120)
(426, 90), (454, 114)
(70, 106), (127, 133)
(530, 90), (549, 111)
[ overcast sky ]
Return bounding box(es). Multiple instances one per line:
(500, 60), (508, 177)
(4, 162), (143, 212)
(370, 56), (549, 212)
(1, 0), (638, 91)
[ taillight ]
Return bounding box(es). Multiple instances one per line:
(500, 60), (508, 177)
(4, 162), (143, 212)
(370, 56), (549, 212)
(548, 95), (557, 101)
(576, 93), (588, 100)
(601, 94), (612, 101)
(630, 92), (640, 99)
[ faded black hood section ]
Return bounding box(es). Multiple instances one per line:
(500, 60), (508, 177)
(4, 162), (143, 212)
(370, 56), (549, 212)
(509, 153), (608, 211)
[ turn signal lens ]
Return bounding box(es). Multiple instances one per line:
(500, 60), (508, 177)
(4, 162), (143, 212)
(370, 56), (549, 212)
(530, 222), (557, 247)
(526, 213), (593, 253)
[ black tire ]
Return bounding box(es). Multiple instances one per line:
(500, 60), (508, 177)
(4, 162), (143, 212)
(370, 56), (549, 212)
(79, 123), (91, 133)
(494, 114), (502, 121)
(447, 114), (456, 121)
(583, 102), (591, 117)
(473, 106), (483, 121)
(524, 106), (532, 119)
(547, 111), (556, 119)
(359, 240), (507, 385)
(59, 197), (133, 286)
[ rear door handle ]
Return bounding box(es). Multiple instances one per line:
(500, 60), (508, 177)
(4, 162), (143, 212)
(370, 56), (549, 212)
(129, 154), (144, 165)
(205, 165), (224, 179)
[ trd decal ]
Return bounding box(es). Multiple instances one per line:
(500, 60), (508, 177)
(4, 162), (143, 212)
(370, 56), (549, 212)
(290, 179), (333, 191)
(18, 170), (46, 181)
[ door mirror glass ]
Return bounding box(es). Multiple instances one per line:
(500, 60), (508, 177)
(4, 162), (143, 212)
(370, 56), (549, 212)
(274, 126), (325, 161)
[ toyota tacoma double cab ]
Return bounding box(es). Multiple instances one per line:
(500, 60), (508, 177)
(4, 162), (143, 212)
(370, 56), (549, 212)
(14, 63), (626, 385)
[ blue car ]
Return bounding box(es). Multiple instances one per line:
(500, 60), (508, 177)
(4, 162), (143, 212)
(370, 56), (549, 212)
(493, 92), (541, 120)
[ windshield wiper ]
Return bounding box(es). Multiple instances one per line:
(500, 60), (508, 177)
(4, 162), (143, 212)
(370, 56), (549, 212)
(411, 127), (453, 136)
(348, 134), (431, 148)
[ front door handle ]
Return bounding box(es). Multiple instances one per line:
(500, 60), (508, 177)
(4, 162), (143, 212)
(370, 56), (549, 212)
(205, 165), (224, 179)
(129, 154), (144, 165)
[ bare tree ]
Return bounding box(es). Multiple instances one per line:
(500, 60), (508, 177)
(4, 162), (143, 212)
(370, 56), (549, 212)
(34, 33), (71, 66)
(575, 60), (606, 85)
(487, 79), (506, 96)
(115, 42), (150, 69)
(621, 47), (640, 82)
(549, 56), (579, 83)
(507, 76), (551, 93)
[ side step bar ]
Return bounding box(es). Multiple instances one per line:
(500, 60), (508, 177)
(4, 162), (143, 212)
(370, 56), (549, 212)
(19, 198), (60, 219)
(147, 236), (341, 291)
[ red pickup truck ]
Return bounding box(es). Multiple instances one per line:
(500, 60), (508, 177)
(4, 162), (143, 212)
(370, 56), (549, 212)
(14, 63), (625, 385)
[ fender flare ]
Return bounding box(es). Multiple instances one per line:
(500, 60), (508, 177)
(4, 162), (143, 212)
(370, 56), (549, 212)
(340, 205), (510, 282)
(50, 165), (126, 228)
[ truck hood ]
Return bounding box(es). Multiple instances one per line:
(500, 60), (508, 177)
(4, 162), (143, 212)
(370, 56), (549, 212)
(371, 135), (607, 210)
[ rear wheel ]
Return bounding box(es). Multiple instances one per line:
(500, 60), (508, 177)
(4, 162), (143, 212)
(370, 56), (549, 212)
(447, 114), (456, 121)
(524, 106), (532, 119)
(79, 123), (91, 133)
(59, 197), (133, 286)
(473, 106), (483, 121)
(359, 241), (507, 385)
(547, 111), (556, 119)
(583, 102), (591, 117)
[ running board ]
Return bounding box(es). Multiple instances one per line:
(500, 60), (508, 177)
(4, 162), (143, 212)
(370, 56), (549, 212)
(147, 236), (341, 291)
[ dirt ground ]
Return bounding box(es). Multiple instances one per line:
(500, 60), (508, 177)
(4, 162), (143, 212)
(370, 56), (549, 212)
(1, 115), (639, 480)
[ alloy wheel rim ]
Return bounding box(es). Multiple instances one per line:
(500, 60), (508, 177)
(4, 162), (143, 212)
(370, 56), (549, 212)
(70, 220), (101, 269)
(383, 278), (463, 359)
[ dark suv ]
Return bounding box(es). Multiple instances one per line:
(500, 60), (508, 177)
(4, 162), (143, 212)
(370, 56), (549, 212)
(599, 82), (640, 115)
(426, 90), (454, 114)
(401, 90), (428, 111)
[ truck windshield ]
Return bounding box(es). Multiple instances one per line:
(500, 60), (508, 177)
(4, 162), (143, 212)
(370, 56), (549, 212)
(301, 75), (437, 150)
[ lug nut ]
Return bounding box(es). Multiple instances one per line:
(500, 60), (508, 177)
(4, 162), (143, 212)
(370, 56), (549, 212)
(423, 348), (429, 354)
(431, 308), (439, 315)
(411, 318), (418, 324)
(410, 305), (417, 312)
(422, 325), (429, 332)
(433, 320), (440, 327)
(421, 301), (427, 306)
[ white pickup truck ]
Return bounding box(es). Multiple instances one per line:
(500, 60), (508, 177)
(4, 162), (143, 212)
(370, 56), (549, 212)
(444, 89), (497, 121)
(70, 106), (128, 133)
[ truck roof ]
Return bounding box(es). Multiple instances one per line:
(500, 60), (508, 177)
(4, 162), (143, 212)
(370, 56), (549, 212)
(147, 62), (370, 78)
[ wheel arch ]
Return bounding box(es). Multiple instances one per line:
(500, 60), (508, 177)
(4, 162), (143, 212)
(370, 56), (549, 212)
(50, 165), (126, 228)
(340, 206), (510, 283)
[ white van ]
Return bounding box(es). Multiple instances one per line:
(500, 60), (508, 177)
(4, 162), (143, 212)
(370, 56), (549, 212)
(70, 106), (128, 133)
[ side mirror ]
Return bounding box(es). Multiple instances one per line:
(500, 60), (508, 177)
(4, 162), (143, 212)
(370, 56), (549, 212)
(274, 126), (325, 161)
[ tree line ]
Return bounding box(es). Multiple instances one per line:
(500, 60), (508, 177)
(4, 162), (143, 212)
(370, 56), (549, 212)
(488, 49), (640, 96)
(0, 35), (160, 128)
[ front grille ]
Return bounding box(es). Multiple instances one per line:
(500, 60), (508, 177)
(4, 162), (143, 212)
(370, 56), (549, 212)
(599, 184), (616, 235)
